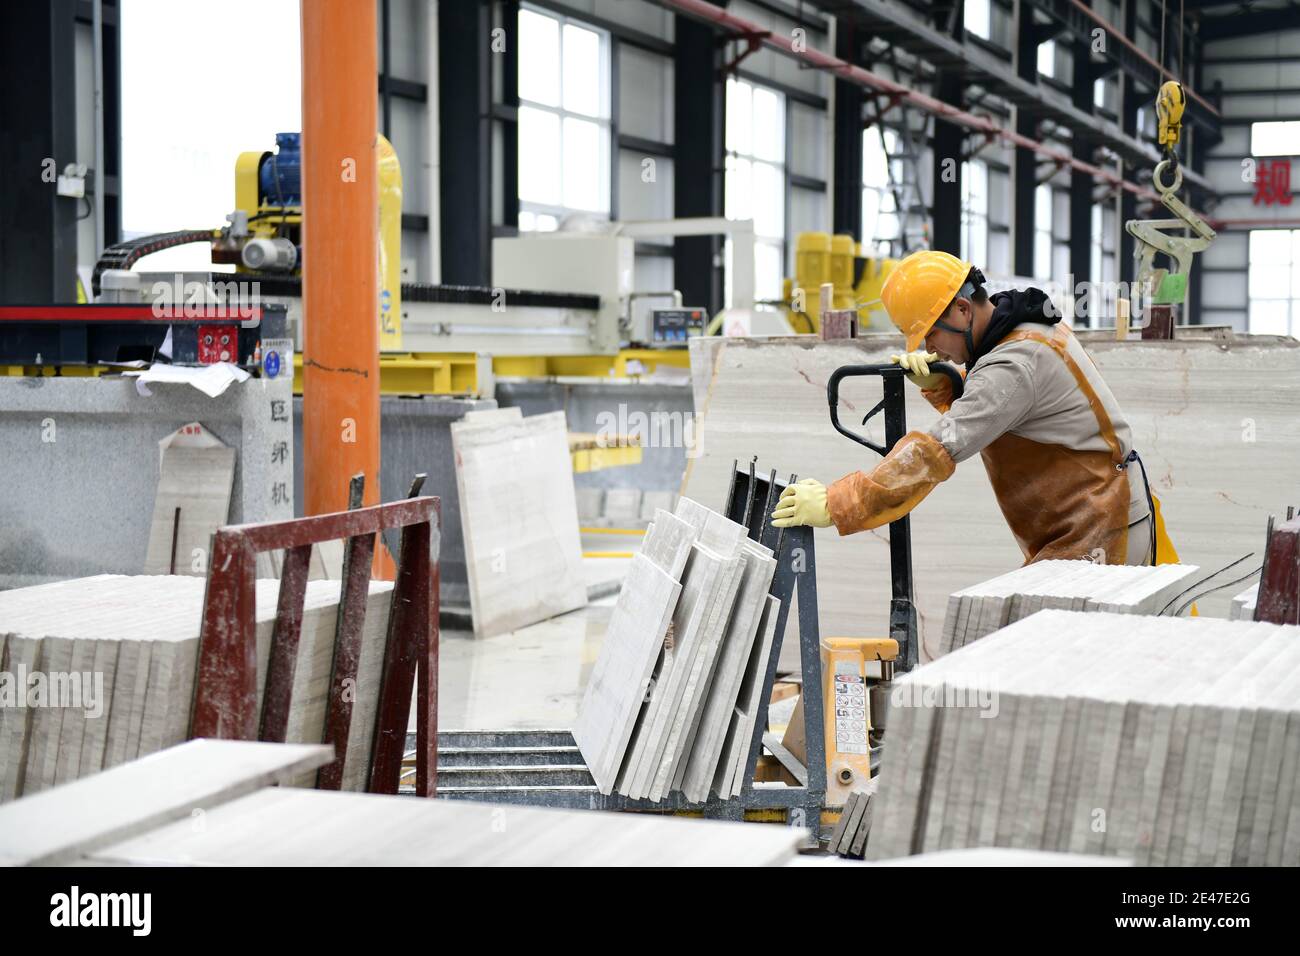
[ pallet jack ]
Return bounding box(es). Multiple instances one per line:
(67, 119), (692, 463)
(805, 359), (964, 850)
(415, 357), (961, 851)
(427, 469), (828, 840)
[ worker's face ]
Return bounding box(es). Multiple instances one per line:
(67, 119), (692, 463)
(924, 298), (972, 365)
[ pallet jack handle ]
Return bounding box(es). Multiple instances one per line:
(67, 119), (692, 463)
(824, 361), (962, 672)
(826, 362), (963, 454)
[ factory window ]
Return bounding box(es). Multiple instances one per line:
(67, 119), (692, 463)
(1084, 204), (1117, 328)
(1038, 40), (1056, 79)
(1248, 230), (1300, 336)
(517, 7), (612, 230)
(1034, 184), (1053, 280)
(725, 77), (786, 303)
(965, 0), (991, 39)
(1251, 121), (1300, 156)
(861, 126), (899, 255)
(961, 161), (989, 268)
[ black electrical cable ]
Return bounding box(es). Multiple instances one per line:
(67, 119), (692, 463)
(1172, 566), (1262, 618)
(1127, 449), (1159, 565)
(1158, 552), (1255, 616)
(246, 208), (297, 223)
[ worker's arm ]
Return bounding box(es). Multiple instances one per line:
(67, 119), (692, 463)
(825, 431), (955, 535)
(920, 377), (958, 413)
(823, 355), (1035, 535)
(924, 353), (1037, 463)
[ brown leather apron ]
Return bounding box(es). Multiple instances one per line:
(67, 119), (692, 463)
(979, 324), (1132, 565)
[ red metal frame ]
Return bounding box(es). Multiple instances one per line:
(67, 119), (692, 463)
(1256, 515), (1300, 626)
(190, 496), (440, 796)
(0, 304), (263, 324)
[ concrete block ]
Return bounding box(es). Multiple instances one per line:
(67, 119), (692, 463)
(0, 376), (292, 590)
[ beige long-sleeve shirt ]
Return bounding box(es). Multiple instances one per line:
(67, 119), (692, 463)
(924, 322), (1150, 527)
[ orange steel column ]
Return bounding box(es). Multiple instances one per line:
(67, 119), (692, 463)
(300, 0), (393, 577)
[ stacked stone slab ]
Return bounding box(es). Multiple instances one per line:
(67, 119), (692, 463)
(575, 497), (779, 801)
(0, 574), (392, 800)
(868, 609), (1300, 865)
(939, 561), (1202, 656)
(1231, 583), (1259, 621)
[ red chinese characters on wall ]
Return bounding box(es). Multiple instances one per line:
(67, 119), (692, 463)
(1254, 158), (1293, 206)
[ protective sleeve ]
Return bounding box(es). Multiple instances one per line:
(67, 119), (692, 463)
(826, 430), (956, 536)
(919, 376), (955, 412)
(925, 353), (1036, 463)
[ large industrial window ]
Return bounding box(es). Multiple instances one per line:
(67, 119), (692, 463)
(1034, 184), (1053, 280)
(1085, 204), (1119, 328)
(1038, 40), (1056, 78)
(1251, 121), (1300, 156)
(964, 0), (991, 39)
(1248, 230), (1300, 336)
(961, 161), (989, 268)
(517, 6), (612, 230)
(725, 77), (786, 303)
(861, 126), (899, 255)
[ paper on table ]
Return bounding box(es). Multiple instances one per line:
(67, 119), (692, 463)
(127, 362), (250, 398)
(156, 421), (226, 466)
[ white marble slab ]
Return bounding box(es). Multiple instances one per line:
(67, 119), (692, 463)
(0, 739), (331, 866)
(88, 785), (803, 866)
(573, 554), (681, 794)
(452, 410), (587, 637)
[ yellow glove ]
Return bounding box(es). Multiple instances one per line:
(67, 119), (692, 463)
(890, 351), (945, 389)
(770, 478), (832, 529)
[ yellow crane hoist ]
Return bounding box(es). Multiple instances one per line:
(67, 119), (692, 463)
(1123, 80), (1215, 320)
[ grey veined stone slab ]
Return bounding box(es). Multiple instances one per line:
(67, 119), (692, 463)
(573, 554), (682, 794)
(938, 561), (1201, 655)
(451, 409), (587, 638)
(88, 784), (803, 866)
(0, 574), (392, 801)
(0, 738), (332, 866)
(680, 540), (777, 803)
(581, 496), (782, 802)
(867, 610), (1300, 866)
(1230, 583), (1259, 622)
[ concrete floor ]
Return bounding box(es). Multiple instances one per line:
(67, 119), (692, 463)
(422, 525), (816, 736)
(428, 533), (639, 732)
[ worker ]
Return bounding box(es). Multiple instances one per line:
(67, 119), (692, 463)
(771, 249), (1163, 566)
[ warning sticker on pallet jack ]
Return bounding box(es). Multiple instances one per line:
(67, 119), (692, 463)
(833, 673), (869, 755)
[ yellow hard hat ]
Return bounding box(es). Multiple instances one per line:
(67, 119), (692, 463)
(880, 250), (975, 351)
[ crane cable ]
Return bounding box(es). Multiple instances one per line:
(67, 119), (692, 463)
(1159, 0), (1186, 85)
(1159, 0), (1166, 78)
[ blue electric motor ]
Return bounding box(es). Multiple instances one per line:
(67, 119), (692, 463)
(260, 132), (301, 206)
